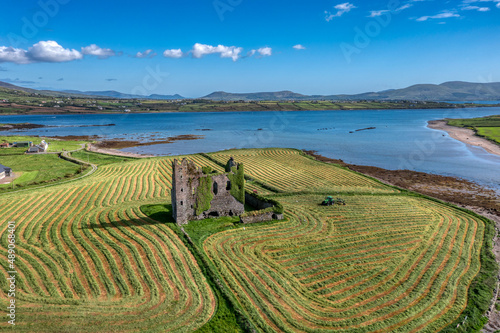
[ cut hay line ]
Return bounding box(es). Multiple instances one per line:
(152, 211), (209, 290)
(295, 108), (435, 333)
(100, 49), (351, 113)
(1, 148), (489, 332)
(209, 149), (395, 194)
(0, 153), (216, 332)
(204, 193), (483, 331)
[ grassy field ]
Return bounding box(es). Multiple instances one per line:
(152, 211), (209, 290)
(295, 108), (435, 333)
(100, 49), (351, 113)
(195, 149), (494, 332)
(447, 115), (500, 145)
(0, 135), (88, 152)
(0, 148), (494, 332)
(0, 137), (91, 190)
(0, 156), (216, 332)
(0, 154), (84, 190)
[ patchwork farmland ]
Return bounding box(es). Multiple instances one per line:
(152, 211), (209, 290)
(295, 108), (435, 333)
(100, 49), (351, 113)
(0, 148), (494, 332)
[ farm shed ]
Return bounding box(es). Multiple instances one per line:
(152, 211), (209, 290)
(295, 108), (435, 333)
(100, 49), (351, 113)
(27, 146), (41, 153)
(0, 164), (12, 179)
(15, 141), (33, 148)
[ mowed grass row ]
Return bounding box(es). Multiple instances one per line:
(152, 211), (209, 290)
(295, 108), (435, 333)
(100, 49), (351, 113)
(0, 155), (218, 332)
(203, 194), (483, 332)
(0, 148), (489, 332)
(209, 149), (396, 194)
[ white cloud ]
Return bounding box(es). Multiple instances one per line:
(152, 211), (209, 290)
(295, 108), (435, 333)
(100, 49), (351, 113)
(163, 49), (184, 58)
(462, 5), (491, 10)
(28, 41), (83, 62)
(416, 11), (460, 21)
(135, 49), (157, 58)
(462, 0), (500, 8)
(190, 43), (243, 61)
(369, 4), (412, 17)
(81, 44), (116, 59)
(369, 9), (389, 17)
(397, 4), (412, 11)
(0, 46), (30, 64)
(257, 47), (272, 56)
(293, 44), (306, 50)
(325, 2), (356, 21)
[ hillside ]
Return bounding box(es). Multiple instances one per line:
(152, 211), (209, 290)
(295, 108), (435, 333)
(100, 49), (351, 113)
(62, 89), (186, 100)
(203, 90), (306, 101)
(202, 81), (500, 101)
(0, 80), (499, 116)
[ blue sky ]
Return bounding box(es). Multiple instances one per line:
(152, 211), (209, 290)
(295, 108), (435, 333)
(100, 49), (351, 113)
(0, 0), (499, 97)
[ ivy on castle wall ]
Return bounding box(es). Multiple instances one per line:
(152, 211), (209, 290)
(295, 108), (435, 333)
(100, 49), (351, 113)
(195, 176), (214, 216)
(227, 164), (245, 204)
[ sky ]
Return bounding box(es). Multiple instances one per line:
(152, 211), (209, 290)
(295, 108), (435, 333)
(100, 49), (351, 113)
(0, 0), (499, 97)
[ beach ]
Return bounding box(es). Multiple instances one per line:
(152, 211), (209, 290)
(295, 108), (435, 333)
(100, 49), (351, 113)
(87, 143), (155, 158)
(428, 119), (500, 157)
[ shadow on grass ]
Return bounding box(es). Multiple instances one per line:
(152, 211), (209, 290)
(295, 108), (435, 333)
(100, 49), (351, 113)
(81, 204), (175, 230)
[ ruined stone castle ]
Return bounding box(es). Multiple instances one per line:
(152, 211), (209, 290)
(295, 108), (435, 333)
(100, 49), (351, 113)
(171, 157), (245, 225)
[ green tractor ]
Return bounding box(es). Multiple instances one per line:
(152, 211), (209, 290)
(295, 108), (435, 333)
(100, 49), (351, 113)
(322, 196), (335, 206)
(321, 196), (346, 206)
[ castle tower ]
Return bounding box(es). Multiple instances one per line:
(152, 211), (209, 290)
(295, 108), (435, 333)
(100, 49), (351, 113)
(171, 158), (200, 225)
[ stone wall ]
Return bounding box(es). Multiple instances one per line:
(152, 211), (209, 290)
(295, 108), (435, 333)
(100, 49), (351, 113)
(240, 211), (284, 224)
(245, 192), (274, 210)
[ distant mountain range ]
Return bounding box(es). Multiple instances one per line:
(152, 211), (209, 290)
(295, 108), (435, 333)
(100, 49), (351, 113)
(202, 90), (307, 101)
(201, 82), (500, 101)
(61, 90), (185, 100)
(2, 80), (500, 102)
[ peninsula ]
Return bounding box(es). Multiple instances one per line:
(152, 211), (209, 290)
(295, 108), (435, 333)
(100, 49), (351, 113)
(428, 115), (500, 157)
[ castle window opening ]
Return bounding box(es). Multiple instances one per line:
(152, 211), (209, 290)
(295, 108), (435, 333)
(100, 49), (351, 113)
(226, 181), (231, 190)
(213, 181), (218, 195)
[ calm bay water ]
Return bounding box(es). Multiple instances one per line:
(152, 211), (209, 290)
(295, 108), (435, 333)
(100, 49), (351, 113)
(1, 108), (500, 191)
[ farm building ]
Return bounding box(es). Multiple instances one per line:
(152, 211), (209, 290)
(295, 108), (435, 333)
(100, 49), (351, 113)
(0, 164), (12, 180)
(0, 142), (10, 148)
(15, 141), (33, 148)
(27, 140), (49, 153)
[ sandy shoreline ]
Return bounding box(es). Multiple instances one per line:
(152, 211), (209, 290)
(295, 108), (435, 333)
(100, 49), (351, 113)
(87, 143), (155, 158)
(428, 120), (500, 157)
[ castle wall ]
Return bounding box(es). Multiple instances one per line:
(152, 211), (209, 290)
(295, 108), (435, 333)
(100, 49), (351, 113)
(194, 174), (244, 220)
(240, 211), (284, 224)
(245, 192), (274, 210)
